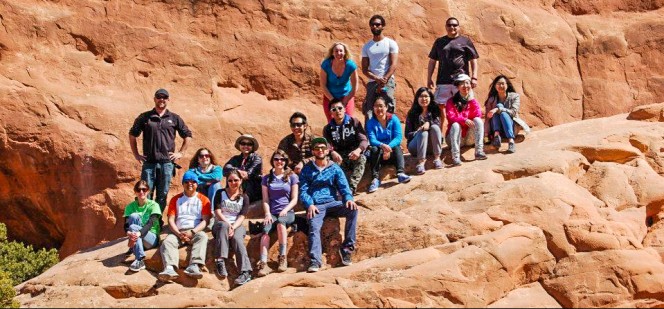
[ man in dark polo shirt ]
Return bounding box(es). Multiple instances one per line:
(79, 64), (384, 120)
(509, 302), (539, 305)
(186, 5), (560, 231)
(129, 88), (192, 212)
(427, 17), (480, 106)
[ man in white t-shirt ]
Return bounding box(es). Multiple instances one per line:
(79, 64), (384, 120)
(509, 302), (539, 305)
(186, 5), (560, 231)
(158, 170), (212, 282)
(361, 14), (399, 119)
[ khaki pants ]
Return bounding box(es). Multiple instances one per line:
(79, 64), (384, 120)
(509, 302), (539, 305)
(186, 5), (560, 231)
(160, 230), (208, 268)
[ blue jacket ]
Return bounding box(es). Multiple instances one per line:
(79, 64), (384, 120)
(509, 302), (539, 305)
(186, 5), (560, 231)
(299, 160), (353, 209)
(366, 113), (402, 148)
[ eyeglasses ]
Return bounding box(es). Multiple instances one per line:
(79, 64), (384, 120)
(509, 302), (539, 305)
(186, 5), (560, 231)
(290, 122), (305, 128)
(446, 23), (459, 28)
(330, 106), (344, 112)
(313, 146), (327, 151)
(155, 95), (169, 100)
(273, 157), (287, 162)
(239, 142), (254, 147)
(371, 22), (383, 27)
(227, 178), (240, 183)
(135, 188), (149, 193)
(198, 154), (210, 159)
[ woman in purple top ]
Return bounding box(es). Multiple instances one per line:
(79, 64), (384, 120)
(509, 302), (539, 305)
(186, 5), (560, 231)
(255, 150), (299, 277)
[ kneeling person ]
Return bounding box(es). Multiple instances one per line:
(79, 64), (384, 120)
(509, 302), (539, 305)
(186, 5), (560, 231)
(158, 171), (211, 282)
(323, 99), (368, 195)
(300, 137), (358, 272)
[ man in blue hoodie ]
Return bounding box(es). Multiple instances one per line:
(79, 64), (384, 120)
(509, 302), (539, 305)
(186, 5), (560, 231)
(300, 137), (358, 272)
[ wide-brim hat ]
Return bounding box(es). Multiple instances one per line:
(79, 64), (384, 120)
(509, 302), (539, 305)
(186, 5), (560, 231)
(235, 134), (259, 152)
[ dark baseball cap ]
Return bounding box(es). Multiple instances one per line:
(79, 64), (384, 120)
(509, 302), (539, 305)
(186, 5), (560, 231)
(154, 88), (169, 97)
(311, 137), (328, 147)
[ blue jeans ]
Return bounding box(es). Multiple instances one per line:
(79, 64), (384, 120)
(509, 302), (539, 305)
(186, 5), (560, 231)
(141, 162), (174, 212)
(127, 213), (159, 260)
(307, 201), (358, 267)
(490, 112), (515, 139)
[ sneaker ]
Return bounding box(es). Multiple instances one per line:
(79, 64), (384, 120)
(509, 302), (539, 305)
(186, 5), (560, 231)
(397, 173), (412, 184)
(451, 158), (462, 167)
(129, 259), (146, 272)
(368, 178), (380, 193)
(256, 260), (271, 278)
(215, 259), (228, 278)
(158, 265), (179, 282)
(415, 163), (425, 175)
(339, 247), (353, 266)
(277, 255), (288, 272)
(492, 135), (501, 148)
(475, 152), (488, 160)
(234, 271), (252, 286)
(307, 262), (321, 273)
(433, 159), (444, 169)
(184, 263), (203, 279)
(507, 142), (516, 153)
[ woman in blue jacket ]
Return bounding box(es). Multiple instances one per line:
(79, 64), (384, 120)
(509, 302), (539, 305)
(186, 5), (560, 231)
(188, 147), (223, 199)
(365, 97), (411, 193)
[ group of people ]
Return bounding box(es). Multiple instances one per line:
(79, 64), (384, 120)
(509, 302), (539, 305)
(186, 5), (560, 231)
(121, 14), (530, 288)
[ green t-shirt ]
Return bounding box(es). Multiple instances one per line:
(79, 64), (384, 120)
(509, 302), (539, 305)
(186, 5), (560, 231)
(123, 199), (162, 235)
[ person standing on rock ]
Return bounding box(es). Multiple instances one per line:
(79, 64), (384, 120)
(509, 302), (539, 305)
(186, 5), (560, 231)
(300, 137), (358, 272)
(427, 17), (479, 107)
(323, 98), (368, 195)
(124, 179), (162, 272)
(129, 88), (192, 212)
(361, 14), (399, 119)
(320, 42), (359, 122)
(158, 170), (211, 282)
(278, 112), (315, 174)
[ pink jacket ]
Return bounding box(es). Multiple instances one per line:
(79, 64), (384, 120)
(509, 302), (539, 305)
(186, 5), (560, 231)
(445, 97), (483, 137)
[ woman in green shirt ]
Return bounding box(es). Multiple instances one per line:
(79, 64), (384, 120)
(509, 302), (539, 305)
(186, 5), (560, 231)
(124, 180), (162, 272)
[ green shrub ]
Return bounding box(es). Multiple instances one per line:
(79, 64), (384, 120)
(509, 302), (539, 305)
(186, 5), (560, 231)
(0, 270), (19, 308)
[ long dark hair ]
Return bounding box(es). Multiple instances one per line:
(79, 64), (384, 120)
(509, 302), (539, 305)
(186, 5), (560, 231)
(485, 75), (516, 105)
(188, 147), (218, 169)
(407, 87), (440, 119)
(268, 149), (293, 185)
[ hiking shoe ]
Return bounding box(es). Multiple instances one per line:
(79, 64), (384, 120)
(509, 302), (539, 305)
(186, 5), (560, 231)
(339, 247), (353, 266)
(215, 259), (228, 278)
(277, 255), (288, 272)
(184, 263), (203, 279)
(492, 135), (501, 148)
(307, 262), (321, 273)
(129, 259), (146, 272)
(415, 163), (425, 175)
(475, 152), (488, 160)
(451, 158), (462, 167)
(507, 142), (516, 153)
(256, 261), (271, 278)
(234, 271), (252, 286)
(368, 178), (380, 193)
(158, 265), (179, 282)
(433, 159), (444, 169)
(397, 173), (412, 184)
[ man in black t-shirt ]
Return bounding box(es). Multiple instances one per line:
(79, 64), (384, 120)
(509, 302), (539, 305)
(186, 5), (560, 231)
(427, 17), (480, 106)
(129, 88), (192, 212)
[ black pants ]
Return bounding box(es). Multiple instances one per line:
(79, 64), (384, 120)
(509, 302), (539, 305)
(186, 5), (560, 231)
(368, 145), (405, 179)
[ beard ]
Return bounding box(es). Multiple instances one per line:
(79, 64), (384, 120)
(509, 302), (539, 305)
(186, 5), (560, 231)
(371, 28), (383, 36)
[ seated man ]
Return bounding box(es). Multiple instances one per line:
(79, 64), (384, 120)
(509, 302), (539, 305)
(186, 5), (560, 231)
(299, 137), (359, 272)
(158, 170), (211, 282)
(323, 98), (368, 195)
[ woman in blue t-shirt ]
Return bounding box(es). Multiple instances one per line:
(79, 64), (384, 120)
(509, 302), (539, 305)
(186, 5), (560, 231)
(320, 42), (358, 121)
(255, 150), (299, 277)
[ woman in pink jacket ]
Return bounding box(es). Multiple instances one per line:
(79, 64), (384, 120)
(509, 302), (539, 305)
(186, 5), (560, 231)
(445, 74), (487, 166)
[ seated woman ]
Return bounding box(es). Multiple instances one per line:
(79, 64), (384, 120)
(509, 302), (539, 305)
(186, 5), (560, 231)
(124, 180), (162, 272)
(188, 147), (222, 199)
(255, 150), (299, 277)
(224, 134), (262, 203)
(212, 169), (252, 286)
(484, 75), (530, 153)
(320, 42), (358, 121)
(366, 97), (412, 193)
(405, 87), (443, 175)
(445, 74), (487, 166)
(277, 112), (314, 174)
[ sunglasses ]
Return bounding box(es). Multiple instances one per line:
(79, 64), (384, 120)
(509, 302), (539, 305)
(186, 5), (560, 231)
(290, 122), (305, 128)
(371, 22), (383, 27)
(135, 188), (149, 193)
(446, 23), (459, 27)
(273, 157), (287, 162)
(313, 146), (327, 151)
(228, 178), (241, 183)
(239, 142), (254, 147)
(155, 95), (169, 100)
(330, 106), (344, 112)
(198, 154), (210, 159)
